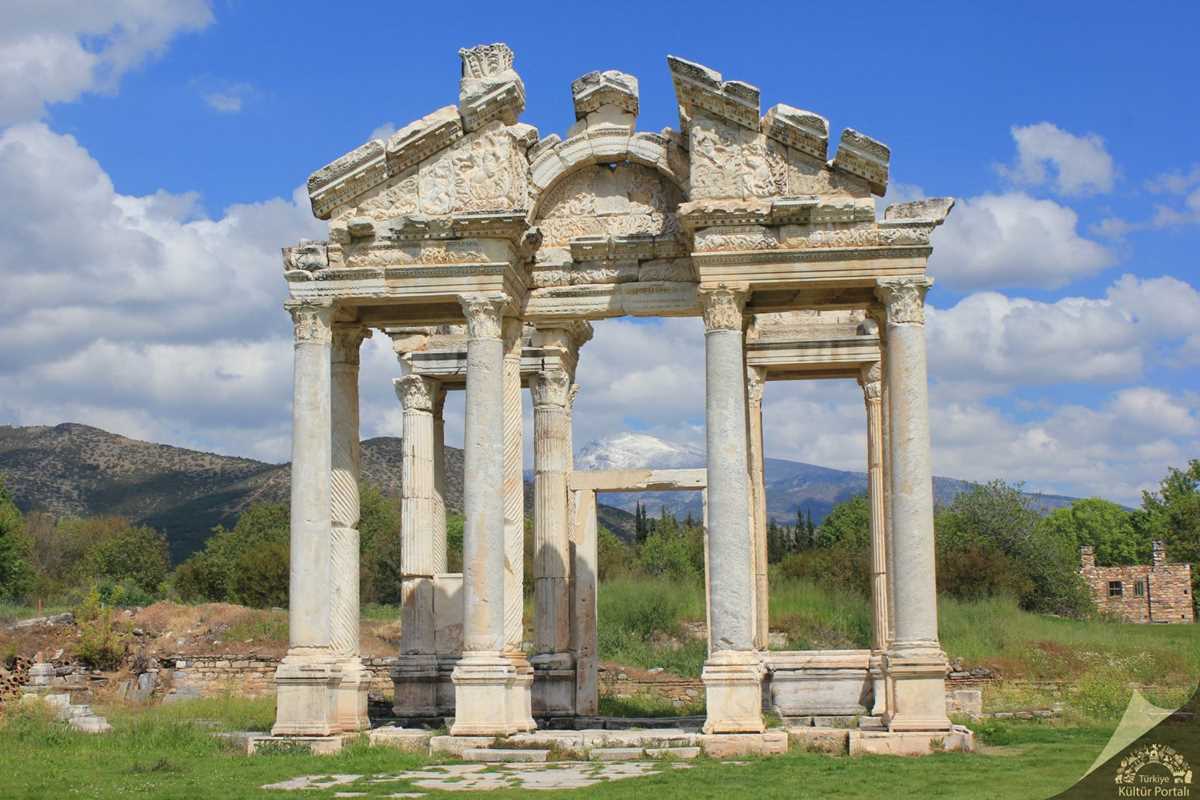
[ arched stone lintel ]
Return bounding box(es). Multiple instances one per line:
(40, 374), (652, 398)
(528, 129), (688, 223)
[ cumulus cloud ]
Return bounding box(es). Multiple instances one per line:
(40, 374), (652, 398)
(927, 274), (1200, 387)
(0, 1), (213, 124)
(997, 122), (1116, 196)
(929, 192), (1115, 290)
(0, 123), (325, 459)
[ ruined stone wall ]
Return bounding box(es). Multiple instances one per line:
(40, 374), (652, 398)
(1080, 563), (1195, 624)
(164, 656), (399, 701)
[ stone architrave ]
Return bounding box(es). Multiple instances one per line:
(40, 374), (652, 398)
(859, 360), (890, 717)
(745, 364), (769, 651)
(875, 277), (951, 732)
(451, 293), (527, 736)
(273, 300), (342, 736)
(329, 324), (371, 731)
(699, 285), (764, 734)
(392, 372), (441, 717)
(530, 365), (576, 714)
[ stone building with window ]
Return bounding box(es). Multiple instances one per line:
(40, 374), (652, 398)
(1080, 542), (1194, 624)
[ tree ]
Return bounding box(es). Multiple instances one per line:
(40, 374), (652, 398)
(84, 524), (170, 595)
(814, 495), (871, 549)
(358, 484), (403, 604)
(174, 503), (289, 606)
(0, 477), (31, 601)
(1038, 498), (1144, 566)
(936, 481), (1091, 616)
(1138, 460), (1200, 613)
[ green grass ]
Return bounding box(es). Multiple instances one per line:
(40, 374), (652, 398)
(224, 611), (289, 643)
(598, 691), (704, 717)
(0, 601), (73, 625)
(0, 697), (1120, 799)
(597, 577), (707, 676)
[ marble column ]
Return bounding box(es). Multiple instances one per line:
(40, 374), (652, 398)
(745, 365), (770, 651)
(329, 324), (371, 731)
(875, 277), (951, 732)
(451, 293), (523, 736)
(501, 318), (535, 731)
(391, 373), (441, 717)
(530, 366), (575, 714)
(273, 300), (341, 736)
(432, 390), (448, 574)
(699, 285), (763, 734)
(859, 360), (890, 717)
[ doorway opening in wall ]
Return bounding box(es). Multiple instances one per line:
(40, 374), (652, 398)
(592, 485), (708, 718)
(553, 315), (712, 717)
(756, 372), (874, 657)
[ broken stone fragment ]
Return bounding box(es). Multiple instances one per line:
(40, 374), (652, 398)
(571, 70), (639, 119)
(458, 43), (525, 131)
(832, 128), (890, 196)
(762, 104), (829, 161)
(883, 197), (955, 223)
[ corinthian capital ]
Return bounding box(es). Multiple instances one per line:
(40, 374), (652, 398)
(285, 299), (334, 344)
(875, 277), (933, 325)
(332, 324), (370, 365)
(459, 292), (509, 340)
(699, 285), (748, 332)
(394, 374), (438, 413)
(531, 368), (572, 408)
(858, 361), (882, 401)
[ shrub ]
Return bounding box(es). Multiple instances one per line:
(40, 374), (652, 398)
(74, 586), (129, 670)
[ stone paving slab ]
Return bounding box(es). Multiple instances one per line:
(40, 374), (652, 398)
(460, 748), (549, 762)
(262, 761), (692, 793)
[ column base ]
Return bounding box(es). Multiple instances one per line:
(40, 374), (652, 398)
(884, 643), (951, 732)
(531, 652), (576, 716)
(450, 652), (521, 736)
(272, 652), (342, 736)
(505, 650), (537, 733)
(391, 654), (440, 718)
(702, 650), (764, 734)
(868, 652), (888, 717)
(333, 658), (372, 732)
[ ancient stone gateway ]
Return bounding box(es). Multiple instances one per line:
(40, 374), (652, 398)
(276, 43), (960, 749)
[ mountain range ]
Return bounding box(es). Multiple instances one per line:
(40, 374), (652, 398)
(0, 424), (1075, 561)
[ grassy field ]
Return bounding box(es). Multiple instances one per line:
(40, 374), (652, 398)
(0, 695), (1117, 800)
(597, 575), (1200, 719)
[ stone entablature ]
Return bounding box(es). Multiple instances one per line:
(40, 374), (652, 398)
(1080, 543), (1194, 624)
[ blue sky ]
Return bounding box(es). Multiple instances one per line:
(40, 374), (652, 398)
(0, 1), (1197, 504)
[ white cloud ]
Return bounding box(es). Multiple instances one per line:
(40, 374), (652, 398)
(0, 122), (324, 458)
(0, 1), (213, 125)
(1145, 165), (1200, 195)
(997, 122), (1115, 197)
(929, 192), (1115, 290)
(202, 82), (253, 113)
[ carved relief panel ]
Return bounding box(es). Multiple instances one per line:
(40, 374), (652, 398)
(534, 163), (684, 249)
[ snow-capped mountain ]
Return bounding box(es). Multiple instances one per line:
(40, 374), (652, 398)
(574, 432), (705, 471)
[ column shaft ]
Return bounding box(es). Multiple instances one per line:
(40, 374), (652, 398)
(432, 393), (448, 573)
(501, 319), (525, 652)
(699, 286), (763, 735)
(745, 366), (769, 650)
(532, 368), (572, 655)
(396, 375), (439, 654)
(273, 300), (340, 736)
(860, 362), (889, 652)
(876, 277), (950, 732)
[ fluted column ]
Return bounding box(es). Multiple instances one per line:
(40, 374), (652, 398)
(699, 285), (763, 734)
(391, 373), (441, 717)
(451, 293), (523, 736)
(273, 299), (341, 736)
(530, 366), (574, 714)
(876, 277), (950, 732)
(860, 360), (890, 717)
(745, 365), (769, 651)
(432, 390), (448, 573)
(330, 324), (370, 731)
(501, 318), (534, 731)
